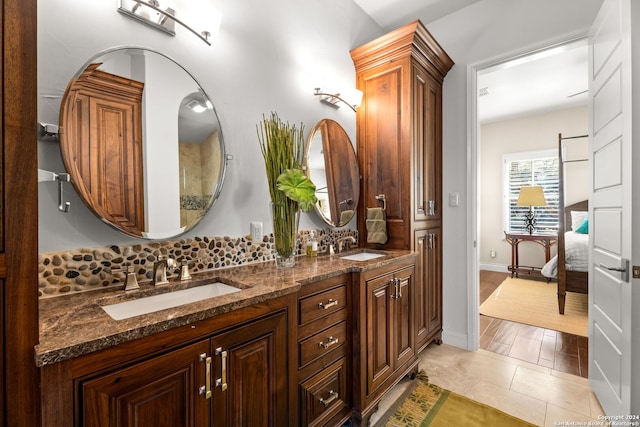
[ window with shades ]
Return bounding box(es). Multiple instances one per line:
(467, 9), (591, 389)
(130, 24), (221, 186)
(503, 149), (559, 233)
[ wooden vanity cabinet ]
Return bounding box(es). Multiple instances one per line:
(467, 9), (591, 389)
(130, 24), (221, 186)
(80, 340), (211, 426)
(41, 295), (294, 427)
(351, 257), (418, 426)
(415, 227), (443, 350)
(350, 20), (453, 355)
(296, 274), (352, 427)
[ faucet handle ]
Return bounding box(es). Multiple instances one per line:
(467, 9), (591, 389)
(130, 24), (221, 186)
(180, 259), (192, 281)
(114, 264), (140, 291)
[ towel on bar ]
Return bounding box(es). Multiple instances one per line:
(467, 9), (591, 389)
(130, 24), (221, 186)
(367, 207), (385, 220)
(366, 207), (387, 244)
(340, 209), (354, 225)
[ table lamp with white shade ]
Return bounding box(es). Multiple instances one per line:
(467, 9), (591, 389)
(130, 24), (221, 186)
(516, 186), (547, 234)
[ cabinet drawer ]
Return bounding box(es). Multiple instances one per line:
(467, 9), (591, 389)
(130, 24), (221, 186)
(299, 321), (347, 368)
(299, 357), (350, 427)
(299, 284), (347, 326)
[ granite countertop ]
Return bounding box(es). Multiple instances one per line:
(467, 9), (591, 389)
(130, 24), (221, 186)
(36, 249), (415, 367)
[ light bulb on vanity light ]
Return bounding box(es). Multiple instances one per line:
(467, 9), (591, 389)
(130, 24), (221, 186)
(118, 0), (221, 46)
(314, 86), (363, 112)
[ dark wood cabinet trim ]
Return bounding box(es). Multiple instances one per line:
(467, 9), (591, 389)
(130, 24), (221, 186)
(2, 0), (40, 425)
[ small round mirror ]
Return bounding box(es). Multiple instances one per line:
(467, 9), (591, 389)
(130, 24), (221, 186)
(304, 119), (359, 227)
(59, 47), (226, 239)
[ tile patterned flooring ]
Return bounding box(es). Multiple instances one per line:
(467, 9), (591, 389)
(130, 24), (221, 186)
(479, 270), (589, 378)
(369, 271), (603, 427)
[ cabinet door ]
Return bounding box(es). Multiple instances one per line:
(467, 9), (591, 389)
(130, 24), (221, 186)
(413, 63), (442, 222)
(366, 266), (415, 395)
(61, 67), (145, 236)
(210, 311), (288, 427)
(393, 266), (415, 369)
(415, 228), (443, 351)
(357, 59), (411, 248)
(81, 340), (211, 427)
(366, 274), (394, 394)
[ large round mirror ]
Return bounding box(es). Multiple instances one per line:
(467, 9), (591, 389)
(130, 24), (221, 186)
(304, 119), (359, 227)
(59, 47), (226, 239)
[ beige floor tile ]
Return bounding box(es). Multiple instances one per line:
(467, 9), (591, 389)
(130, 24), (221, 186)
(420, 346), (518, 393)
(589, 391), (606, 419)
(551, 368), (591, 386)
(543, 403), (602, 427)
(462, 380), (547, 426)
(382, 343), (603, 427)
(511, 365), (592, 417)
(478, 348), (552, 375)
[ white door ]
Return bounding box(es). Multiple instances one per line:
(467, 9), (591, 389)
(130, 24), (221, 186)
(589, 0), (634, 415)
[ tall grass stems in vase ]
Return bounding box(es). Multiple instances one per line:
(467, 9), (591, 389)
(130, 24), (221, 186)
(258, 113), (317, 267)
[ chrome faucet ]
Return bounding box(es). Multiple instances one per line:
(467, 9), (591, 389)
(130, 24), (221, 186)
(153, 256), (175, 286)
(337, 236), (357, 253)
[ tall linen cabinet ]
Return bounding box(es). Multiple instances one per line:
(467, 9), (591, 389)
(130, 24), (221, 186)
(350, 20), (453, 352)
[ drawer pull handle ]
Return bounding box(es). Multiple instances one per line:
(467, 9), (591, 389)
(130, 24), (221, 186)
(198, 353), (212, 399)
(319, 390), (338, 407)
(319, 336), (339, 349)
(318, 299), (338, 310)
(215, 347), (228, 391)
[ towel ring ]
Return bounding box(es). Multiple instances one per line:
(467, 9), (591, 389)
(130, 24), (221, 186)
(375, 194), (386, 211)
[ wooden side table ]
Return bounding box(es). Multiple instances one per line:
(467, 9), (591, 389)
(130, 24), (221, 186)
(504, 232), (557, 280)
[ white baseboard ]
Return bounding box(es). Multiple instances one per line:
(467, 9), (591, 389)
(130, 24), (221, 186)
(479, 263), (509, 273)
(441, 329), (470, 350)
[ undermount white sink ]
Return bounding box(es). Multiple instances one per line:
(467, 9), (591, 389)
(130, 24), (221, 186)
(340, 252), (386, 262)
(102, 282), (241, 320)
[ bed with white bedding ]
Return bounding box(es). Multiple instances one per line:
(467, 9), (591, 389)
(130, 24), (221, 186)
(541, 231), (589, 278)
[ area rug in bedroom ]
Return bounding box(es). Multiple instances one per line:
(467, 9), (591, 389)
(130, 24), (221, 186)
(480, 277), (588, 336)
(374, 371), (537, 427)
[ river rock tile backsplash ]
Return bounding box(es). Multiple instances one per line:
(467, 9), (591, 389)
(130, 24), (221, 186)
(38, 229), (357, 298)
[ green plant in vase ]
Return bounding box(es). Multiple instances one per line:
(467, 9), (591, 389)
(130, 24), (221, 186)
(258, 113), (317, 267)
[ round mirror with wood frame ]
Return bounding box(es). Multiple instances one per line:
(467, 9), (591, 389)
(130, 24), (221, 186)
(59, 47), (226, 239)
(304, 119), (359, 227)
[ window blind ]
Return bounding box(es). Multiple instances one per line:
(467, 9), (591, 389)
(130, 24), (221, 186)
(507, 156), (559, 233)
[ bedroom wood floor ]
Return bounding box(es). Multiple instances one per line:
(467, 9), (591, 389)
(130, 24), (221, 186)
(479, 270), (589, 378)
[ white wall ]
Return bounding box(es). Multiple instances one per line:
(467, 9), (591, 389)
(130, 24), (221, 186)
(37, 0), (382, 252)
(479, 106), (589, 271)
(424, 0), (603, 348)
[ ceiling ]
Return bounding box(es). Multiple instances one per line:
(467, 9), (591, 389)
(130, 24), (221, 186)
(354, 0), (589, 123)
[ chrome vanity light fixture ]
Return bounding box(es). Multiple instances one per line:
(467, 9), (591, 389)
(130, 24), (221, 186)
(117, 0), (221, 46)
(314, 87), (363, 112)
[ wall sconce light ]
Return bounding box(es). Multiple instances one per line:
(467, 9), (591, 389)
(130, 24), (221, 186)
(117, 0), (221, 46)
(314, 87), (363, 112)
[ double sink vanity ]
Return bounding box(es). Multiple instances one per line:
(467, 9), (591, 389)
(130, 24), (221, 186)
(36, 16), (452, 426)
(39, 248), (419, 427)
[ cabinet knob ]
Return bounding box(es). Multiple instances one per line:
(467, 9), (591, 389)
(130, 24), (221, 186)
(198, 353), (212, 399)
(214, 347), (228, 391)
(319, 336), (339, 350)
(428, 200), (435, 216)
(319, 390), (339, 408)
(390, 278), (402, 299)
(318, 299), (338, 310)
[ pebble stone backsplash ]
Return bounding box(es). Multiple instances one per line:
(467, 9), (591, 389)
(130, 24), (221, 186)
(38, 229), (357, 298)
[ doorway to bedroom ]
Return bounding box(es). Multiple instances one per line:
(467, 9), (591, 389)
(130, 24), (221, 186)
(474, 39), (590, 377)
